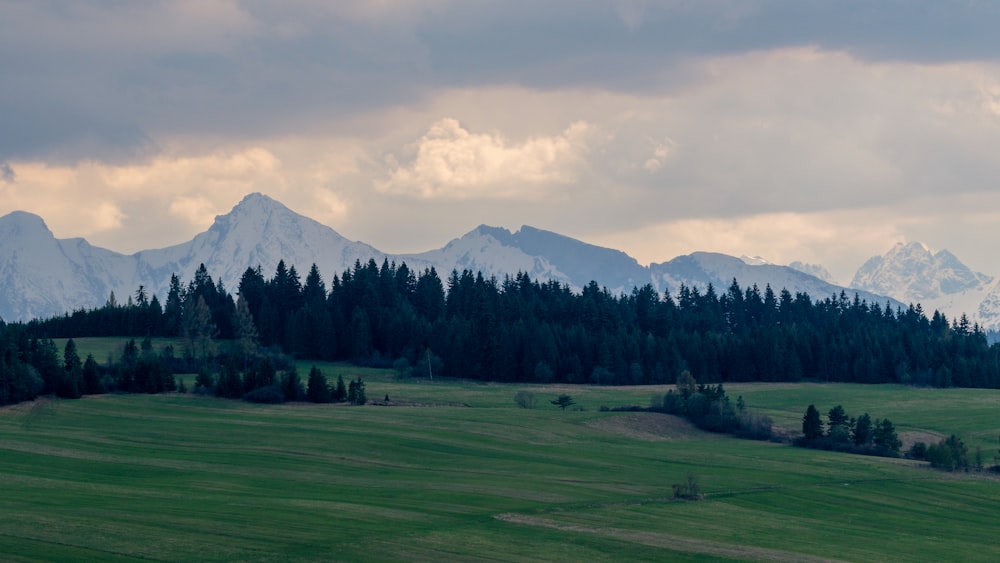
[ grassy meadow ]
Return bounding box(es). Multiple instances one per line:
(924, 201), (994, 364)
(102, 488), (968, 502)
(2, 343), (999, 561)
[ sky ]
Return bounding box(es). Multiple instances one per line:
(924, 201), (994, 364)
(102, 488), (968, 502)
(4, 1), (1000, 285)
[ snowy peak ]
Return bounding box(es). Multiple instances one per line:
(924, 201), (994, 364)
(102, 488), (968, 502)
(206, 192), (349, 248)
(135, 193), (384, 299)
(507, 225), (649, 292)
(851, 241), (991, 302)
(788, 261), (836, 284)
(406, 224), (650, 293)
(405, 225), (568, 286)
(0, 211), (139, 320)
(650, 252), (900, 309)
(0, 193), (908, 322)
(0, 211), (54, 241)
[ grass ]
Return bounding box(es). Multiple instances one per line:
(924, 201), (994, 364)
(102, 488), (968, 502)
(2, 361), (999, 561)
(729, 382), (1000, 451)
(52, 337), (187, 364)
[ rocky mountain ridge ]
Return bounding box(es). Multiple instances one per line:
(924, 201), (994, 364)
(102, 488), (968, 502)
(0, 193), (973, 326)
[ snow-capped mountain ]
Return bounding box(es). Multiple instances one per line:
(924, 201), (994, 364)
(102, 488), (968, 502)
(788, 261), (837, 284)
(0, 192), (905, 322)
(0, 211), (139, 320)
(133, 193), (391, 301)
(851, 242), (1000, 331)
(404, 225), (649, 294)
(851, 242), (991, 302)
(651, 252), (899, 308)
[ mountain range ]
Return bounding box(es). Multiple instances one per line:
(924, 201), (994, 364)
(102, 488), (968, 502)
(1, 192), (993, 331)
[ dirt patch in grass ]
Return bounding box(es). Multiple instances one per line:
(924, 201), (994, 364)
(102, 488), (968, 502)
(0, 397), (52, 415)
(585, 413), (718, 442)
(899, 430), (943, 451)
(368, 400), (471, 408)
(495, 513), (848, 563)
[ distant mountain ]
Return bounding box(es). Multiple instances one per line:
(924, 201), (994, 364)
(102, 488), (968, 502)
(851, 242), (991, 302)
(0, 211), (137, 320)
(404, 225), (649, 293)
(650, 252), (899, 308)
(133, 193), (391, 301)
(0, 192), (904, 322)
(851, 241), (1000, 331)
(788, 261), (837, 284)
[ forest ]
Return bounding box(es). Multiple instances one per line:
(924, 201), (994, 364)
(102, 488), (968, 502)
(2, 257), (999, 408)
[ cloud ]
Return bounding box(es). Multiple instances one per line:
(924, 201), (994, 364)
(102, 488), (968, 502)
(9, 1), (1000, 164)
(7, 2), (1000, 281)
(169, 195), (218, 228)
(89, 201), (125, 233)
(377, 118), (592, 200)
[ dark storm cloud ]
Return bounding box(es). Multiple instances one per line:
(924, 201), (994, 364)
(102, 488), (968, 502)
(2, 0), (998, 162)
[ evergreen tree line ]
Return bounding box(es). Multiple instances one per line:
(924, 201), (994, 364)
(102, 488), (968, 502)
(908, 434), (1000, 473)
(18, 258), (1000, 390)
(798, 403), (901, 457)
(0, 332), (179, 405)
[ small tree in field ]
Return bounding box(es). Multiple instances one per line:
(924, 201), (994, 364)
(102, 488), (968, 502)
(551, 394), (574, 411)
(672, 472), (702, 500)
(514, 391), (536, 409)
(347, 376), (366, 405)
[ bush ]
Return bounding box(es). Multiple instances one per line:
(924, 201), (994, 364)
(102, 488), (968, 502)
(672, 472), (702, 500)
(735, 410), (774, 441)
(907, 442), (927, 460)
(514, 391), (536, 409)
(926, 435), (969, 471)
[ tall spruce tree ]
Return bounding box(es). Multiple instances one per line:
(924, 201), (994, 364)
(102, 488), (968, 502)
(802, 405), (823, 440)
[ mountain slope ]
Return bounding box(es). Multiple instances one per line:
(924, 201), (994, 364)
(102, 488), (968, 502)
(851, 242), (992, 302)
(134, 193), (389, 299)
(851, 241), (1000, 330)
(0, 192), (908, 322)
(403, 224), (649, 292)
(651, 252), (901, 308)
(0, 212), (139, 320)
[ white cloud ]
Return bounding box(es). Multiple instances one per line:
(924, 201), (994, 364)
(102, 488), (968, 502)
(377, 118), (593, 200)
(168, 195), (217, 228)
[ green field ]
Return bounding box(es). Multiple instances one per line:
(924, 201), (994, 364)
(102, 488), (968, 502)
(1, 363), (999, 561)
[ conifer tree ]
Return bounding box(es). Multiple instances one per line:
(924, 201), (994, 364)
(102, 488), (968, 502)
(306, 365), (330, 403)
(332, 374), (347, 402)
(802, 404), (823, 440)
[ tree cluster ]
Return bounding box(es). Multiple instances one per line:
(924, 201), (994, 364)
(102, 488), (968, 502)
(16, 260), (1000, 403)
(798, 404), (901, 457)
(653, 370), (773, 439)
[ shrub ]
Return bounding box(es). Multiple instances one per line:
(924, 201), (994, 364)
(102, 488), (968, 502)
(514, 391), (536, 409)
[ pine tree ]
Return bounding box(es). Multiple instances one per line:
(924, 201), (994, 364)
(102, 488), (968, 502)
(281, 366), (304, 402)
(332, 375), (347, 402)
(164, 274), (185, 336)
(802, 404), (823, 440)
(306, 365), (331, 403)
(873, 418), (902, 456)
(183, 295), (218, 362)
(57, 339), (83, 399)
(82, 354), (101, 395)
(347, 376), (366, 405)
(233, 294), (259, 368)
(853, 413), (873, 447)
